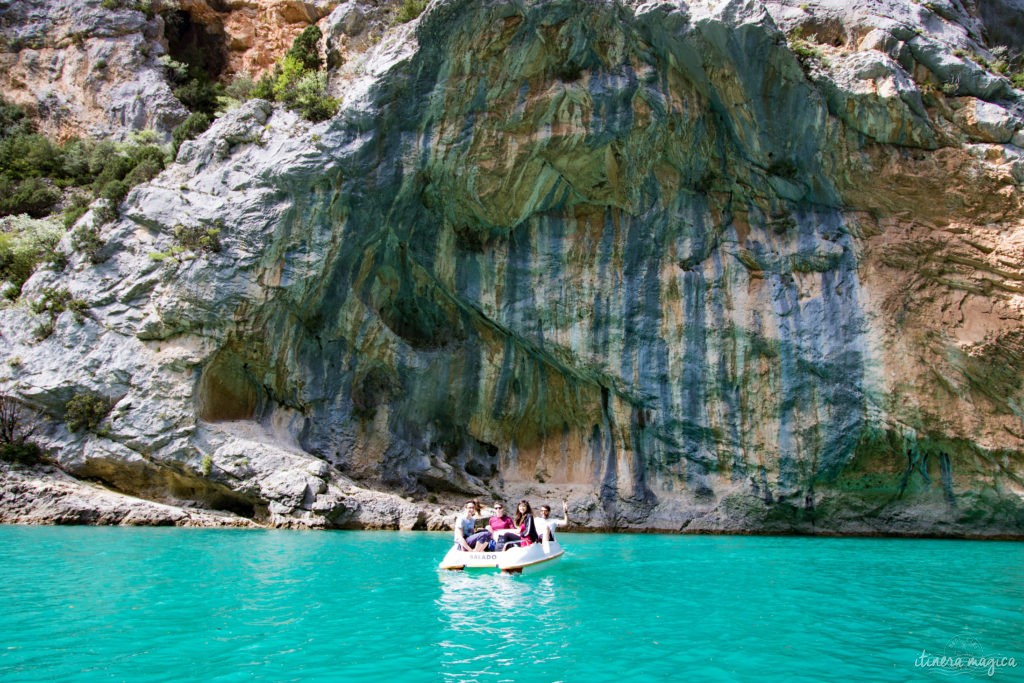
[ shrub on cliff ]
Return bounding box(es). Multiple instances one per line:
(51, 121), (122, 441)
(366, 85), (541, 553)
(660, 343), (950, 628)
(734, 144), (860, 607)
(395, 0), (428, 23)
(0, 215), (63, 296)
(287, 25), (323, 72)
(0, 394), (44, 465)
(171, 112), (212, 158)
(0, 97), (168, 223)
(0, 99), (33, 139)
(30, 286), (89, 321)
(290, 70), (338, 123)
(30, 286), (89, 340)
(71, 223), (106, 264)
(64, 392), (112, 433)
(251, 29), (338, 122)
(173, 222), (221, 254)
(0, 177), (60, 218)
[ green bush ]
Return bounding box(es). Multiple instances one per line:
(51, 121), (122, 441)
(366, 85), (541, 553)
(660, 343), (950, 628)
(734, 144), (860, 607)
(0, 177), (60, 218)
(292, 71), (339, 122)
(252, 71), (276, 101)
(71, 223), (105, 263)
(224, 73), (256, 102)
(395, 0), (428, 23)
(33, 317), (54, 341)
(62, 192), (91, 228)
(64, 392), (112, 432)
(216, 73), (257, 113)
(0, 100), (33, 139)
(0, 440), (43, 465)
(0, 133), (62, 180)
(171, 112), (212, 157)
(287, 25), (323, 72)
(252, 29), (338, 122)
(158, 54), (189, 83)
(98, 178), (129, 207)
(30, 286), (88, 321)
(0, 215), (63, 293)
(60, 138), (94, 185)
(173, 222), (221, 254)
(174, 77), (221, 114)
(271, 55), (307, 105)
(0, 97), (169, 224)
(123, 157), (162, 188)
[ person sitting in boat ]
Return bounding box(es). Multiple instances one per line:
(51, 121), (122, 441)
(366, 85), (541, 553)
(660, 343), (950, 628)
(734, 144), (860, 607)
(453, 500), (481, 552)
(484, 502), (519, 550)
(464, 500), (511, 551)
(505, 500), (540, 549)
(535, 500), (569, 541)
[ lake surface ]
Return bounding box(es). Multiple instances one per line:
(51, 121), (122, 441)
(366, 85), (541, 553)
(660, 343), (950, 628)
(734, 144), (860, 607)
(0, 528), (1021, 682)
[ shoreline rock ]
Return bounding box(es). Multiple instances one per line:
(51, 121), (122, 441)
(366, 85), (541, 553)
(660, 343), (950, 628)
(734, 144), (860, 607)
(3, 462), (1019, 539)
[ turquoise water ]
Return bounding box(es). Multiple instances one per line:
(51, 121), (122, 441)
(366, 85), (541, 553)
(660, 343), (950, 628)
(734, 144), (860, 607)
(0, 528), (1021, 682)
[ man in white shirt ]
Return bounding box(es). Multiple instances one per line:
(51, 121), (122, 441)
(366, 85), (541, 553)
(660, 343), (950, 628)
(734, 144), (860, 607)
(534, 500), (569, 541)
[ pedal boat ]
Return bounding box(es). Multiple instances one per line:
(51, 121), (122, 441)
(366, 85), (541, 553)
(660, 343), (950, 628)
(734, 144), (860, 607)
(439, 538), (564, 574)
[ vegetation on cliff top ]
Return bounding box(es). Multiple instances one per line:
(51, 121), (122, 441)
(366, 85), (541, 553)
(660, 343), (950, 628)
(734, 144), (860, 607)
(0, 97), (173, 296)
(252, 26), (339, 123)
(395, 0), (428, 23)
(0, 98), (167, 223)
(0, 215), (62, 298)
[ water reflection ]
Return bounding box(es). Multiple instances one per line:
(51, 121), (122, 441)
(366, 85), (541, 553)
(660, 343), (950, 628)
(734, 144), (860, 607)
(436, 572), (568, 682)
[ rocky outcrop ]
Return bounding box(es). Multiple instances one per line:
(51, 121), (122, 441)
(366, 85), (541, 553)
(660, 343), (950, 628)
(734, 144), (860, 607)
(0, 461), (257, 526)
(177, 0), (342, 76)
(1, 0), (1023, 535)
(0, 0), (187, 139)
(0, 450), (442, 529)
(0, 0), (356, 140)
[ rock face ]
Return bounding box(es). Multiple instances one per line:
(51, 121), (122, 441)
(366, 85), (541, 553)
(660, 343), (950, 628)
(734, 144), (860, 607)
(0, 461), (258, 526)
(2, 0), (1024, 536)
(0, 0), (187, 139)
(0, 0), (350, 140)
(177, 0), (342, 76)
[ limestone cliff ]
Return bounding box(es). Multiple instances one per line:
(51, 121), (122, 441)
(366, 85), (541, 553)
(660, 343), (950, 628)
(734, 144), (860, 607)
(2, 0), (1024, 535)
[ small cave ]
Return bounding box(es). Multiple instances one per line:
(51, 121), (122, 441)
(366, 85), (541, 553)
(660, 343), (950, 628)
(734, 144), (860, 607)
(793, 17), (849, 48)
(167, 477), (256, 518)
(72, 455), (257, 518)
(197, 352), (261, 422)
(162, 6), (228, 84)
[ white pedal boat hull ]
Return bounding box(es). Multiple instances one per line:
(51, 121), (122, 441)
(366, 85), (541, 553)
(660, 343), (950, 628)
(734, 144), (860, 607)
(439, 540), (564, 573)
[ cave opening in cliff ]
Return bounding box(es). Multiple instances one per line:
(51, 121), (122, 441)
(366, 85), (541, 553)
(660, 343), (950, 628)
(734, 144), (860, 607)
(162, 7), (228, 114)
(198, 353), (259, 422)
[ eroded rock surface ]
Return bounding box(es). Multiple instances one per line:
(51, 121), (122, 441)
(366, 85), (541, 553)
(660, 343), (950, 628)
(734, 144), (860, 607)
(0, 0), (187, 139)
(2, 0), (1023, 535)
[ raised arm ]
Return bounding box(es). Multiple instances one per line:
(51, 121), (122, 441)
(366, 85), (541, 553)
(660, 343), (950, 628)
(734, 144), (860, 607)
(555, 500), (569, 526)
